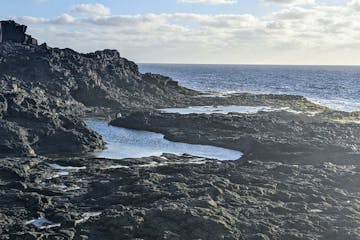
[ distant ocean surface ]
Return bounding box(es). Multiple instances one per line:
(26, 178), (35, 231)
(139, 64), (360, 112)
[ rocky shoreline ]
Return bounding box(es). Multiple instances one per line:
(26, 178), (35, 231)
(111, 108), (360, 165)
(1, 155), (360, 239)
(2, 22), (360, 240)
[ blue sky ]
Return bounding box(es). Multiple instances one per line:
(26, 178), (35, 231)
(2, 0), (348, 16)
(1, 0), (358, 64)
(3, 0), (281, 17)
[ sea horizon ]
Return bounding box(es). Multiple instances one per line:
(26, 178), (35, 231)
(139, 62), (360, 67)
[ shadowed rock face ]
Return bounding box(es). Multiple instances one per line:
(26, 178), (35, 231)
(0, 43), (197, 111)
(0, 20), (38, 45)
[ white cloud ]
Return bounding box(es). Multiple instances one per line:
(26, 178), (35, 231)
(348, 0), (360, 10)
(14, 0), (360, 64)
(263, 0), (315, 6)
(178, 0), (237, 5)
(71, 3), (111, 16)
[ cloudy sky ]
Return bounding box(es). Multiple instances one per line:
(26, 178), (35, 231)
(1, 0), (359, 64)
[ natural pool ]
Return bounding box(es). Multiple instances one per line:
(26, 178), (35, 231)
(86, 119), (242, 160)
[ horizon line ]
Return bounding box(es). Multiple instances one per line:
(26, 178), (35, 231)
(138, 62), (360, 67)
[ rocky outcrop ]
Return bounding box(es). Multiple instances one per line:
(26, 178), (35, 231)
(0, 20), (37, 45)
(0, 21), (199, 156)
(0, 76), (104, 157)
(0, 42), (197, 111)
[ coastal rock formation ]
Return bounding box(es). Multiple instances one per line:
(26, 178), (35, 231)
(0, 20), (37, 45)
(0, 21), (197, 156)
(111, 110), (360, 164)
(0, 41), (196, 111)
(0, 21), (331, 156)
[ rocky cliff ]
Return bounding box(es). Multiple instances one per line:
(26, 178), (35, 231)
(0, 42), (196, 110)
(0, 22), (197, 157)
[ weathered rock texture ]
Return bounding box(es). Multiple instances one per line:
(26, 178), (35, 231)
(0, 20), (37, 45)
(0, 77), (104, 157)
(1, 155), (360, 240)
(0, 42), (196, 111)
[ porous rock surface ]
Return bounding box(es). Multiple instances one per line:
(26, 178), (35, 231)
(1, 155), (360, 239)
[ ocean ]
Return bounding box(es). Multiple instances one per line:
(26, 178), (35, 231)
(139, 64), (360, 112)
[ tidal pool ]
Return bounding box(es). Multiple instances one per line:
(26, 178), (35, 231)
(86, 119), (242, 160)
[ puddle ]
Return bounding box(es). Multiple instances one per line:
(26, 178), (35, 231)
(45, 171), (69, 180)
(48, 163), (86, 171)
(25, 218), (61, 229)
(54, 184), (81, 191)
(75, 212), (102, 225)
(309, 209), (323, 213)
(86, 120), (242, 161)
(44, 163), (86, 180)
(100, 165), (131, 170)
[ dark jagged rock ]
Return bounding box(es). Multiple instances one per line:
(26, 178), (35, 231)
(0, 42), (197, 111)
(0, 21), (198, 156)
(1, 155), (360, 239)
(0, 20), (38, 45)
(0, 77), (104, 156)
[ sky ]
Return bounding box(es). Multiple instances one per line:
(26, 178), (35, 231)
(1, 0), (359, 65)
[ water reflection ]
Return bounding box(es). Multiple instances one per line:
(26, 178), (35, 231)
(86, 119), (242, 161)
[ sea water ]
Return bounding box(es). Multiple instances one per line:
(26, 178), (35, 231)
(140, 64), (360, 112)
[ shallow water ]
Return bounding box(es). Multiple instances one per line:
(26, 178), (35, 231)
(160, 105), (276, 115)
(25, 218), (61, 229)
(86, 119), (242, 160)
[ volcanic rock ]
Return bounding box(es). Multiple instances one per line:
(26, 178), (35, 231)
(0, 21), (198, 156)
(0, 20), (38, 45)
